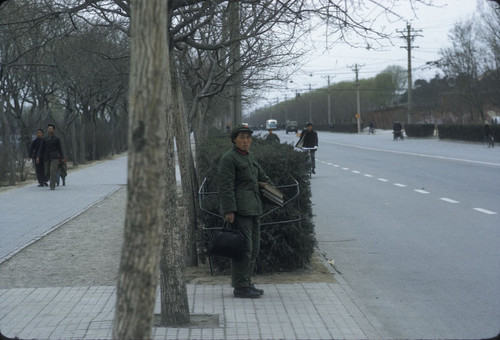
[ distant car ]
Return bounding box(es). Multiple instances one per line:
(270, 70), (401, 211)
(285, 121), (298, 134)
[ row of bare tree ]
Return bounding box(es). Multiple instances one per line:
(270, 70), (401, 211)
(2, 0), (483, 338)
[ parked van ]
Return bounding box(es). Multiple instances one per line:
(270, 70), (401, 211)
(265, 119), (278, 130)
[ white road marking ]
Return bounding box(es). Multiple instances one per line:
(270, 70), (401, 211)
(325, 160), (495, 216)
(324, 141), (500, 167)
(473, 208), (497, 215)
(440, 198), (459, 204)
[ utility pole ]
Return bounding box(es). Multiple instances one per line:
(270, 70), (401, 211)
(306, 83), (313, 123)
(327, 75), (334, 126)
(397, 23), (422, 124)
(229, 1), (242, 127)
(285, 94), (288, 122)
(348, 64), (364, 133)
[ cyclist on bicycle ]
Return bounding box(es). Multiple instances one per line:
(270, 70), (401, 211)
(297, 122), (318, 173)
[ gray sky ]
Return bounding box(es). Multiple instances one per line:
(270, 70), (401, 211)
(246, 0), (482, 115)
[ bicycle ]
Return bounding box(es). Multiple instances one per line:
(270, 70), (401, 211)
(483, 135), (494, 148)
(300, 147), (316, 178)
(393, 129), (405, 141)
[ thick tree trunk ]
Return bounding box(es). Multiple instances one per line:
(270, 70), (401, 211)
(112, 1), (169, 339)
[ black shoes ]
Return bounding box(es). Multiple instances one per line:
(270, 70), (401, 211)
(233, 287), (260, 299)
(249, 284), (264, 295)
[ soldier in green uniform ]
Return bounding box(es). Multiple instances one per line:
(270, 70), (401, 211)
(218, 124), (271, 299)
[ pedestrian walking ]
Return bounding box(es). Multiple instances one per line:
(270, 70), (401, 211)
(36, 124), (65, 190)
(28, 129), (47, 187)
(218, 123), (271, 299)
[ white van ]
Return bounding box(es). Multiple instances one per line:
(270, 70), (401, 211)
(265, 119), (278, 130)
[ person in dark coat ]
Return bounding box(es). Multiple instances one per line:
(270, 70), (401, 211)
(36, 124), (65, 190)
(298, 122), (318, 173)
(265, 128), (280, 143)
(218, 123), (272, 299)
(28, 129), (47, 187)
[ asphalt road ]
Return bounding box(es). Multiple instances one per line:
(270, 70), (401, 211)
(272, 129), (500, 339)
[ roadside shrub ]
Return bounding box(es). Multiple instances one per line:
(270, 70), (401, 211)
(437, 124), (500, 142)
(405, 124), (435, 137)
(196, 133), (316, 274)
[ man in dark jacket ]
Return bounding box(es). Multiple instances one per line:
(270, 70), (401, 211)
(29, 129), (47, 187)
(298, 122), (318, 173)
(265, 128), (280, 143)
(218, 123), (271, 299)
(36, 124), (65, 190)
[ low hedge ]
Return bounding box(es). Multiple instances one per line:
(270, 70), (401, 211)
(437, 124), (500, 142)
(196, 132), (316, 274)
(405, 124), (435, 137)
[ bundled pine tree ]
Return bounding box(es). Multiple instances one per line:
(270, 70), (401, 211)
(197, 133), (316, 274)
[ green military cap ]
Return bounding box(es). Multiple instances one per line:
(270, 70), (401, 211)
(230, 123), (253, 139)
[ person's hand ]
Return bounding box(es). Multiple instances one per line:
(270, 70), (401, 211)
(225, 212), (235, 224)
(36, 157), (39, 164)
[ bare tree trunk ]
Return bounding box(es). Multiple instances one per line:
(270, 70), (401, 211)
(70, 120), (78, 166)
(113, 1), (169, 339)
(0, 99), (16, 185)
(171, 61), (198, 267)
(78, 117), (86, 164)
(158, 43), (190, 329)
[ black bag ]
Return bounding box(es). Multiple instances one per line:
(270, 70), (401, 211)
(207, 222), (244, 259)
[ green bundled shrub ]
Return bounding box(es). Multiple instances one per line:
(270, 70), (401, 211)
(196, 133), (316, 274)
(405, 124), (435, 137)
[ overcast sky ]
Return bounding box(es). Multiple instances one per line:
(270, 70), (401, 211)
(245, 0), (483, 115)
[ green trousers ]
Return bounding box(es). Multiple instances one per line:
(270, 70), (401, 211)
(231, 215), (260, 288)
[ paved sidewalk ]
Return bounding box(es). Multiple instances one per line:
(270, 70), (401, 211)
(0, 156), (127, 264)
(0, 280), (384, 339)
(0, 155), (387, 339)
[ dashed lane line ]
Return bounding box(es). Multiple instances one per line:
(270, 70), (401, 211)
(440, 198), (460, 204)
(319, 160), (497, 216)
(473, 208), (497, 215)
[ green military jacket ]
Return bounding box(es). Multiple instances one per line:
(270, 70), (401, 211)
(218, 146), (271, 216)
